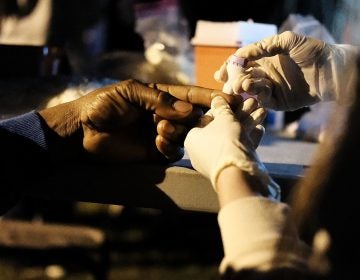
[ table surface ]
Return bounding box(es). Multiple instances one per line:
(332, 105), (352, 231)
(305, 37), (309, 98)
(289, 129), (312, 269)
(25, 131), (318, 213)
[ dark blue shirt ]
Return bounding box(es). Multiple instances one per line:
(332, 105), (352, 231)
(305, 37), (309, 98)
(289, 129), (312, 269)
(0, 111), (55, 214)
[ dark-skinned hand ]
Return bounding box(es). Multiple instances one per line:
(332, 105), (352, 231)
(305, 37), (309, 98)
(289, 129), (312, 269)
(39, 79), (239, 163)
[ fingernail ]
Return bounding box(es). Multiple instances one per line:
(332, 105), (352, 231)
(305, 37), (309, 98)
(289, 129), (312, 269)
(173, 100), (192, 112)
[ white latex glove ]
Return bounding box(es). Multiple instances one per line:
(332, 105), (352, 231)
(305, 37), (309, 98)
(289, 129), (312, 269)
(184, 96), (280, 200)
(214, 31), (359, 111)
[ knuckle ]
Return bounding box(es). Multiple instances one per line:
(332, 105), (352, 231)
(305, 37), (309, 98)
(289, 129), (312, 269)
(121, 79), (136, 87)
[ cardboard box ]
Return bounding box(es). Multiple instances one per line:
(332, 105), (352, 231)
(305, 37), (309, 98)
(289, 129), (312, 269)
(191, 20), (277, 90)
(193, 45), (238, 90)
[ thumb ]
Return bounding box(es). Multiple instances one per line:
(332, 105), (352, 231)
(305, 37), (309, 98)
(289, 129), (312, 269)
(211, 96), (234, 118)
(234, 31), (302, 61)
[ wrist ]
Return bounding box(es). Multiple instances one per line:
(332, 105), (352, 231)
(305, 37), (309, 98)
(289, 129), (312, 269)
(38, 101), (81, 137)
(217, 165), (260, 208)
(38, 102), (84, 160)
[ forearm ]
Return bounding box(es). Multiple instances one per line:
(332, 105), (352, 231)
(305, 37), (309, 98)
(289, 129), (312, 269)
(217, 166), (260, 207)
(216, 166), (310, 275)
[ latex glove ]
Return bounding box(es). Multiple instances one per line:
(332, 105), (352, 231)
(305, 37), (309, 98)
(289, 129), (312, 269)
(184, 96), (280, 200)
(38, 79), (235, 163)
(214, 31), (359, 110)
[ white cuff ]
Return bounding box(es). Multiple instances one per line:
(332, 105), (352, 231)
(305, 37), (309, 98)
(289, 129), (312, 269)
(218, 197), (310, 273)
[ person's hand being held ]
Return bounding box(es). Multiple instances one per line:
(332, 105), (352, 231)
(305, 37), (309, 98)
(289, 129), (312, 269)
(38, 79), (235, 163)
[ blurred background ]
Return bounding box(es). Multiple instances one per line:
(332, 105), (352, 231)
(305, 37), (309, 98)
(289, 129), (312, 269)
(0, 0), (355, 279)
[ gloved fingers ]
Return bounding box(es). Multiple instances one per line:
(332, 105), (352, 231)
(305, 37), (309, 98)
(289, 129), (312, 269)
(243, 66), (268, 78)
(234, 97), (258, 121)
(214, 55), (247, 84)
(231, 68), (268, 95)
(234, 31), (300, 61)
(241, 76), (273, 94)
(241, 77), (273, 105)
(228, 73), (252, 95)
(210, 96), (235, 118)
(234, 40), (271, 61)
(214, 61), (228, 82)
(249, 125), (265, 149)
(156, 119), (188, 144)
(204, 107), (214, 118)
(155, 134), (184, 162)
(184, 126), (202, 151)
(243, 107), (267, 129)
(190, 108), (215, 127)
(244, 60), (261, 68)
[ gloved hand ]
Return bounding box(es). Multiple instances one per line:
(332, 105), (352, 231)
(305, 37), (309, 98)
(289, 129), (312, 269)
(38, 79), (235, 163)
(184, 96), (280, 200)
(214, 31), (359, 111)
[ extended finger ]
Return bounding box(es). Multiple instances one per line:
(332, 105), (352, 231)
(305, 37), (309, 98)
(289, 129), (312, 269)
(117, 80), (207, 123)
(243, 107), (267, 129)
(149, 83), (237, 108)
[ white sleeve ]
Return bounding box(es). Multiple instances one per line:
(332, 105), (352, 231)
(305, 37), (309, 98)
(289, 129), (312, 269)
(218, 196), (310, 274)
(320, 44), (359, 103)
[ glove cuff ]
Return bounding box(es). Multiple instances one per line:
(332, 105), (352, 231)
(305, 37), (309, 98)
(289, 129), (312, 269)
(211, 153), (281, 201)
